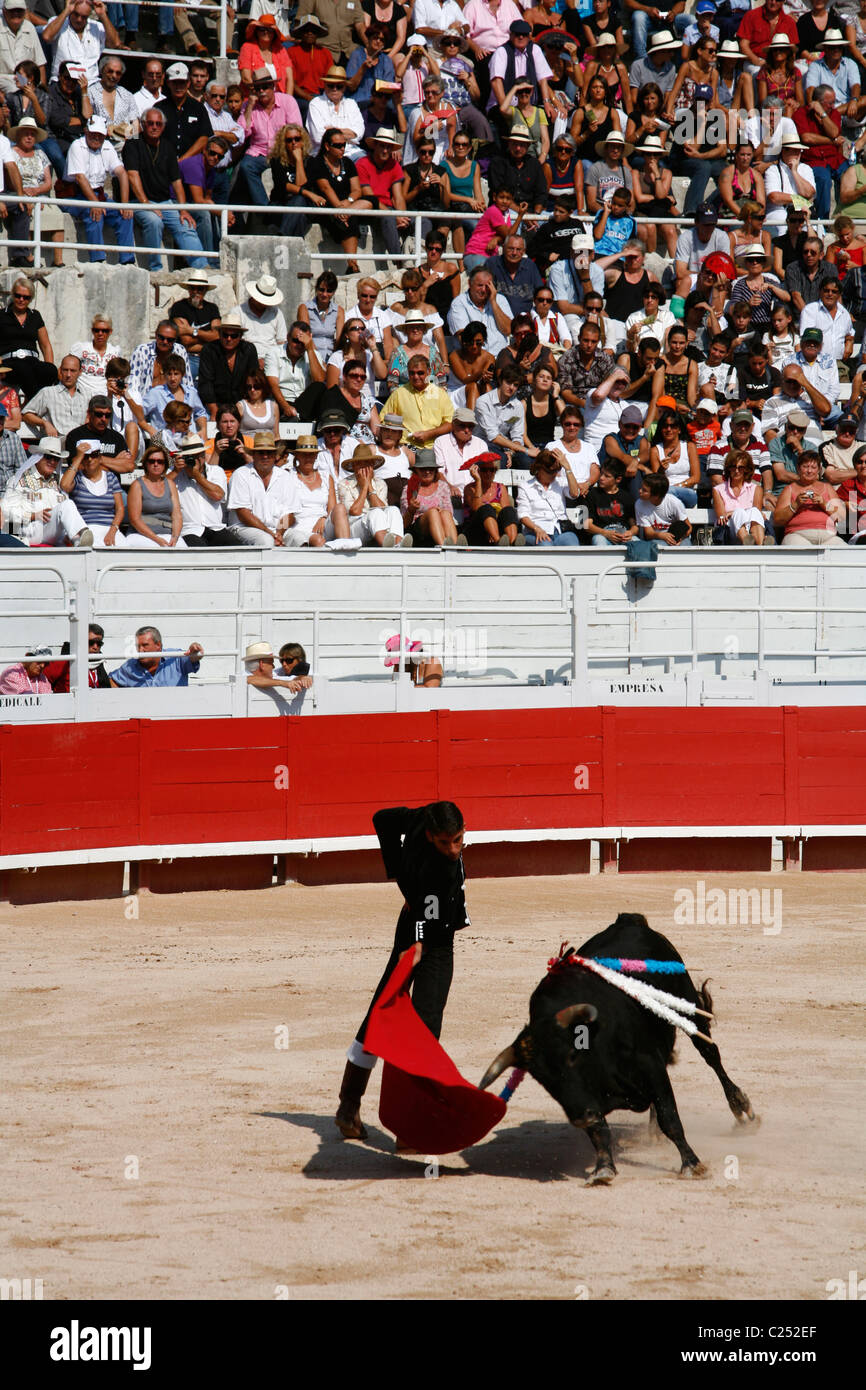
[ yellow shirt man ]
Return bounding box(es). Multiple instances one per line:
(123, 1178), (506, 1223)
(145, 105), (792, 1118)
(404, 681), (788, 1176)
(383, 377), (453, 445)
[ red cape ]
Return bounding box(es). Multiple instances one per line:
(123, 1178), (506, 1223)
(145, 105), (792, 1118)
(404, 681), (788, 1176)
(364, 944), (507, 1155)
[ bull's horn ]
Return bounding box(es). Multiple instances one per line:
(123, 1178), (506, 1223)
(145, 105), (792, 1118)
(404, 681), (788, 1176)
(478, 1045), (517, 1091)
(556, 1003), (599, 1030)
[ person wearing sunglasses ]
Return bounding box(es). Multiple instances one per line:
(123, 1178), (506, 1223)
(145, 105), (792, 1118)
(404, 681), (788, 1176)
(43, 626), (111, 692)
(127, 320), (194, 397)
(198, 314), (259, 422)
(122, 106), (207, 274)
(65, 392), (135, 478)
(307, 125), (374, 273)
(306, 64), (365, 161)
(0, 277), (57, 400)
(69, 314), (120, 394)
(235, 67), (301, 226)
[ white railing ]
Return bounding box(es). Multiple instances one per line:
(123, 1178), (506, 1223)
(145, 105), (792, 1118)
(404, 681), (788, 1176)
(3, 189), (778, 270)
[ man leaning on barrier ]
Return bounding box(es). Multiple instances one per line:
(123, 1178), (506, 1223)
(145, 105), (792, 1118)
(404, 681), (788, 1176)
(109, 626), (204, 688)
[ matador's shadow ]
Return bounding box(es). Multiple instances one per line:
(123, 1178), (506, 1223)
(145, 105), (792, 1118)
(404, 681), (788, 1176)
(257, 1110), (472, 1180)
(259, 1109), (646, 1182)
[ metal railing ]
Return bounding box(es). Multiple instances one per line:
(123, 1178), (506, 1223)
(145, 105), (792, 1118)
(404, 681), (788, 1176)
(2, 189), (764, 270)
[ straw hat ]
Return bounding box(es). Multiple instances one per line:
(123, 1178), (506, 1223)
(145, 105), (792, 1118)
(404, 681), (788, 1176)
(348, 442), (384, 469)
(648, 28), (680, 53)
(290, 13), (329, 37)
(370, 126), (402, 147)
(292, 435), (319, 454)
(595, 130), (634, 158)
(219, 310), (247, 330)
(9, 115), (46, 142)
(323, 65), (348, 83)
(718, 39), (745, 60)
(252, 431), (278, 450)
(177, 432), (207, 456)
(183, 268), (215, 290)
(245, 274), (283, 306)
(245, 642), (275, 662)
(633, 134), (666, 156)
(766, 33), (794, 51)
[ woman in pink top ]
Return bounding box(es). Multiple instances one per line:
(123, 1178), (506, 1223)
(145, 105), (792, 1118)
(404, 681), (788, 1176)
(401, 451), (465, 546)
(773, 451), (846, 548)
(713, 450), (767, 545)
(465, 0), (525, 59)
(0, 649), (52, 694)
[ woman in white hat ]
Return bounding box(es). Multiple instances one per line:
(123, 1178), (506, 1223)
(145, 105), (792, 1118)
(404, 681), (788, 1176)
(279, 435), (354, 548)
(756, 34), (804, 114)
(8, 116), (64, 269)
(630, 134), (678, 259)
(376, 412), (415, 507)
(580, 33), (632, 116)
(729, 242), (791, 329)
(338, 441), (410, 547)
(716, 40), (754, 115)
(386, 309), (447, 391)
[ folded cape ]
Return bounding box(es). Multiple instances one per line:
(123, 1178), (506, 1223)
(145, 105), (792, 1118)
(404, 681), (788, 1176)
(365, 943), (507, 1155)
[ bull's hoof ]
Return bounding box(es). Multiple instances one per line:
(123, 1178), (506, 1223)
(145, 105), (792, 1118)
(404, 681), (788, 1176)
(679, 1160), (709, 1179)
(335, 1106), (368, 1141)
(735, 1105), (760, 1127)
(585, 1165), (616, 1186)
(394, 1139), (420, 1156)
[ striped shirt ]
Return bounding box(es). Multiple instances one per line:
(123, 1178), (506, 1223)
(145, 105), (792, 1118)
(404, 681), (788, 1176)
(69, 469), (121, 527)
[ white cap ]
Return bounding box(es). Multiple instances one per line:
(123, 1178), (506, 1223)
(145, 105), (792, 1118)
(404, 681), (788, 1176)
(694, 397), (718, 414)
(166, 62), (189, 81)
(87, 115), (108, 136)
(407, 33), (427, 47)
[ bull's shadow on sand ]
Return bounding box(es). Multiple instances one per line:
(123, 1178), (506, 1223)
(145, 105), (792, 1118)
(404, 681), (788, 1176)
(259, 1109), (671, 1183)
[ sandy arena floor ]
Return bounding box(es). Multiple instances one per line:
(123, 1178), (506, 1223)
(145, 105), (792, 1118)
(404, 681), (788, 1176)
(2, 872), (863, 1301)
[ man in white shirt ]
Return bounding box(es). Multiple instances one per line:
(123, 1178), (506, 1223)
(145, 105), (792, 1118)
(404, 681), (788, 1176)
(448, 267), (513, 355)
(263, 321), (325, 420)
(65, 114), (135, 262)
(412, 0), (465, 43)
(305, 68), (364, 158)
(781, 329), (841, 423)
(583, 368), (629, 453)
(227, 430), (301, 547)
(799, 279), (855, 369)
(239, 275), (288, 358)
(0, 0), (46, 96)
(133, 59), (164, 118)
(171, 433), (248, 546)
(475, 366), (529, 465)
(433, 408), (488, 492)
(44, 0), (119, 85)
(202, 79), (242, 198)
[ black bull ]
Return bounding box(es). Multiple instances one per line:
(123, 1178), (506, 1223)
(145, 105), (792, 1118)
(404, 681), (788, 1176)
(479, 914), (757, 1183)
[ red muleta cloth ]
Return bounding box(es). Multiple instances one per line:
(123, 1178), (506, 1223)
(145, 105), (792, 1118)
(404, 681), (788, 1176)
(365, 944), (507, 1155)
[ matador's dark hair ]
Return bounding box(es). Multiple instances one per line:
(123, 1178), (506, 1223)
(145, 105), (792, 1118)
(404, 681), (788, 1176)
(424, 801), (464, 834)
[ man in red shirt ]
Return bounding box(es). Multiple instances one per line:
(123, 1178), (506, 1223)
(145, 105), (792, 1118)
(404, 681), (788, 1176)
(794, 85), (845, 219)
(737, 0), (799, 68)
(355, 127), (409, 255)
(286, 13), (333, 115)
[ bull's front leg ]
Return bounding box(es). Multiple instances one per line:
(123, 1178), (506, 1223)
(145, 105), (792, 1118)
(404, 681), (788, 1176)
(577, 1115), (617, 1186)
(651, 1069), (708, 1179)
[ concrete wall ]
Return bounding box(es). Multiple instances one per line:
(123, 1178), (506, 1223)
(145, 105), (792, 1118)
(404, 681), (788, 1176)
(0, 234), (311, 361)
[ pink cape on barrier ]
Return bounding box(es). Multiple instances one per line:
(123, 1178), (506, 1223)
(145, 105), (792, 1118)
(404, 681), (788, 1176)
(364, 943), (507, 1155)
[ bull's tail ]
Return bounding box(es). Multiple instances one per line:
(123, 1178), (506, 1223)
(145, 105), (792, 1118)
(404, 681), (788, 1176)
(698, 980), (714, 1036)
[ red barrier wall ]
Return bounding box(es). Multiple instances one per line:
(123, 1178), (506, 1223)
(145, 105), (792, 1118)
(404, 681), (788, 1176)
(1, 707), (863, 861)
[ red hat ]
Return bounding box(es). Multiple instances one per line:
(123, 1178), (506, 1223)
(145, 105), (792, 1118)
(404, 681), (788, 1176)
(245, 14), (286, 44)
(460, 451), (500, 470)
(703, 251), (736, 280)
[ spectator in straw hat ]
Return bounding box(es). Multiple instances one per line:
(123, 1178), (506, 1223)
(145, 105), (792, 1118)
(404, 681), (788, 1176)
(285, 14), (333, 114)
(281, 432), (357, 547)
(339, 440), (411, 546)
(198, 313), (259, 420)
(169, 431), (248, 548)
(244, 642), (309, 691)
(239, 274), (288, 358)
(305, 64), (365, 159)
(227, 429), (301, 546)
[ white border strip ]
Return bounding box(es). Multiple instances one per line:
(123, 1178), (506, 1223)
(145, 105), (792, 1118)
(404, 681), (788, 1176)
(2, 825), (862, 872)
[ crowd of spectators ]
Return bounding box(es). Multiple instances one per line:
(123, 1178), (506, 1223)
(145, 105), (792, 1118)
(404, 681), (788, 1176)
(4, 0), (866, 550)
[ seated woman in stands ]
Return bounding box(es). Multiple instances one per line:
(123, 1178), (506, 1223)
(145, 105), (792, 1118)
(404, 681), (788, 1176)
(401, 450), (463, 547)
(279, 439), (353, 548)
(382, 267), (449, 364)
(712, 449), (767, 546)
(325, 317), (387, 394)
(126, 445), (186, 549)
(317, 358), (381, 445)
(386, 310), (447, 391)
(649, 410), (701, 507)
(377, 411), (414, 508)
(523, 364), (564, 459)
(297, 270), (344, 362)
(461, 455), (522, 547)
(212, 404), (252, 474)
(237, 368), (280, 434)
(448, 322), (496, 410)
(59, 441), (128, 548)
(773, 450), (846, 547)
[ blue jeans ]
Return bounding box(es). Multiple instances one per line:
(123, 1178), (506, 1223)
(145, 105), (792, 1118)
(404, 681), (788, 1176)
(522, 526), (581, 545)
(237, 153), (270, 207)
(811, 162), (849, 220)
(107, 2), (138, 32)
(678, 157), (728, 215)
(630, 9), (690, 59)
(671, 485), (697, 507)
(188, 206), (218, 254)
(41, 136), (67, 179)
(133, 202), (206, 272)
(78, 203), (136, 263)
(591, 533), (630, 546)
